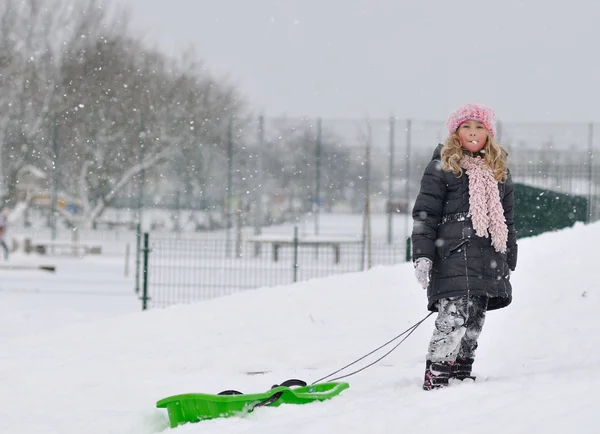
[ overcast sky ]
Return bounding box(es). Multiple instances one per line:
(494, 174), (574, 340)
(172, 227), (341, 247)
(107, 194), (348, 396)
(114, 0), (600, 123)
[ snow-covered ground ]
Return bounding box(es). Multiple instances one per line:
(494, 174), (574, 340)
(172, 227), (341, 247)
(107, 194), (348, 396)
(1, 220), (598, 434)
(9, 209), (413, 239)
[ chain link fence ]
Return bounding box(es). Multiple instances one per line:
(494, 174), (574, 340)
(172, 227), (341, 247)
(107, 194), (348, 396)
(15, 116), (597, 234)
(6, 116), (597, 308)
(134, 117), (599, 310)
(139, 228), (408, 309)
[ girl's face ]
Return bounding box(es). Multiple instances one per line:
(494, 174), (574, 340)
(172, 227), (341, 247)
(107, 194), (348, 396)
(457, 120), (488, 153)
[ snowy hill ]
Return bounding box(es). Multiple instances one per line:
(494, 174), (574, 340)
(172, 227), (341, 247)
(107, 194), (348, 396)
(1, 222), (598, 434)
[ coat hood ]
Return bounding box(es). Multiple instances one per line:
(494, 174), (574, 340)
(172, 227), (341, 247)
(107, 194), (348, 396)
(431, 143), (443, 161)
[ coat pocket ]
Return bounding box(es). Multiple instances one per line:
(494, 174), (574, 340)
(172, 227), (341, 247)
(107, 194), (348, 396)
(482, 253), (509, 279)
(433, 239), (470, 277)
(442, 239), (469, 259)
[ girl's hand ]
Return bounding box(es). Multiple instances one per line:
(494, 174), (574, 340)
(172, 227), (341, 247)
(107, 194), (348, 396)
(414, 258), (433, 289)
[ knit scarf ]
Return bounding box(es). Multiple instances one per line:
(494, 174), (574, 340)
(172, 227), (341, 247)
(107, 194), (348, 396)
(460, 155), (508, 253)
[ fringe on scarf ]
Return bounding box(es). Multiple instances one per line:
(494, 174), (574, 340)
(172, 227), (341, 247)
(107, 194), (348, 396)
(460, 155), (508, 253)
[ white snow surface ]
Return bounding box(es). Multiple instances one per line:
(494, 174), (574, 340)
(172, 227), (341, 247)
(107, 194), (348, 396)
(1, 222), (598, 433)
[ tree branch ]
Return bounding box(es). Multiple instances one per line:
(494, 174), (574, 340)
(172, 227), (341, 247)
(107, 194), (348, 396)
(88, 146), (174, 221)
(78, 160), (92, 216)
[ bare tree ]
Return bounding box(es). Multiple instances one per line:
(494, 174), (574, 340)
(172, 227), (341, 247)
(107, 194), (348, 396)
(55, 34), (243, 227)
(0, 0), (124, 209)
(258, 119), (363, 215)
(0, 0), (61, 205)
(0, 0), (245, 227)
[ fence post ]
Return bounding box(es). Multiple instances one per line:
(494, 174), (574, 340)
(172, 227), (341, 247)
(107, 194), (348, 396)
(314, 118), (322, 236)
(226, 117), (234, 258)
(51, 116), (59, 252)
(361, 121), (373, 270)
(124, 243), (130, 277)
(404, 119), (412, 260)
(365, 197), (372, 270)
(293, 226), (299, 283)
(135, 222), (141, 293)
(141, 232), (150, 311)
(387, 116), (395, 245)
(235, 210), (243, 258)
(138, 116), (146, 231)
(175, 189), (181, 236)
(254, 115), (264, 257)
(588, 122), (594, 223)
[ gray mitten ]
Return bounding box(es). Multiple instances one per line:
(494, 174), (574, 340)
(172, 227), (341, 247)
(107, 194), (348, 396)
(414, 258), (433, 289)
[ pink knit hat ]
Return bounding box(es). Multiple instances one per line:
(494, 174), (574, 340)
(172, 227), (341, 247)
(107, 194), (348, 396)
(446, 104), (496, 137)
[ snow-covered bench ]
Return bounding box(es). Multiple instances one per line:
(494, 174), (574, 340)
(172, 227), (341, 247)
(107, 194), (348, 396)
(23, 238), (102, 256)
(249, 235), (361, 264)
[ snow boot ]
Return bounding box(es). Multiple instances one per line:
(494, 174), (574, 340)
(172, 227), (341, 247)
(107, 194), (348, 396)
(423, 360), (453, 391)
(451, 356), (476, 381)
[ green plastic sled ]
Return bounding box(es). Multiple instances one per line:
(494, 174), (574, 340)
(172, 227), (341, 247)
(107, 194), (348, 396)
(156, 381), (349, 428)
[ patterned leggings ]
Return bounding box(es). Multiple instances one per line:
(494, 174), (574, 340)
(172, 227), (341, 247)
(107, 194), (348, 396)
(427, 295), (488, 363)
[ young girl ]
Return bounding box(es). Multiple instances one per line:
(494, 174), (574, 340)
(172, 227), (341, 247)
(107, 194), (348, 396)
(411, 104), (518, 390)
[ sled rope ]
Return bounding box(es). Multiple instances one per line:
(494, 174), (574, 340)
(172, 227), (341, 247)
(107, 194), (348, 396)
(311, 312), (434, 385)
(211, 313), (433, 410)
(249, 379), (307, 410)
(216, 379), (309, 411)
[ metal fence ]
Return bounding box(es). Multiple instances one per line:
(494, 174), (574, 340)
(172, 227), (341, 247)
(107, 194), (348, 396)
(139, 227), (407, 309)
(121, 117), (600, 310)
(13, 116), (599, 235)
(116, 117), (599, 243)
(7, 116), (598, 309)
(227, 117), (599, 229)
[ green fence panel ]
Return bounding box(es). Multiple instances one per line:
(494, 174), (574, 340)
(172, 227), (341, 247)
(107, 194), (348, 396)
(514, 183), (588, 238)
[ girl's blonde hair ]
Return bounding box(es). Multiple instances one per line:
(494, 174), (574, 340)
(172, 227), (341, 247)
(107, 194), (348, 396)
(440, 134), (509, 182)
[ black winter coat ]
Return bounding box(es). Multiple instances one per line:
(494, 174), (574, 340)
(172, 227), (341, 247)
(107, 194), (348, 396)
(411, 144), (518, 312)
